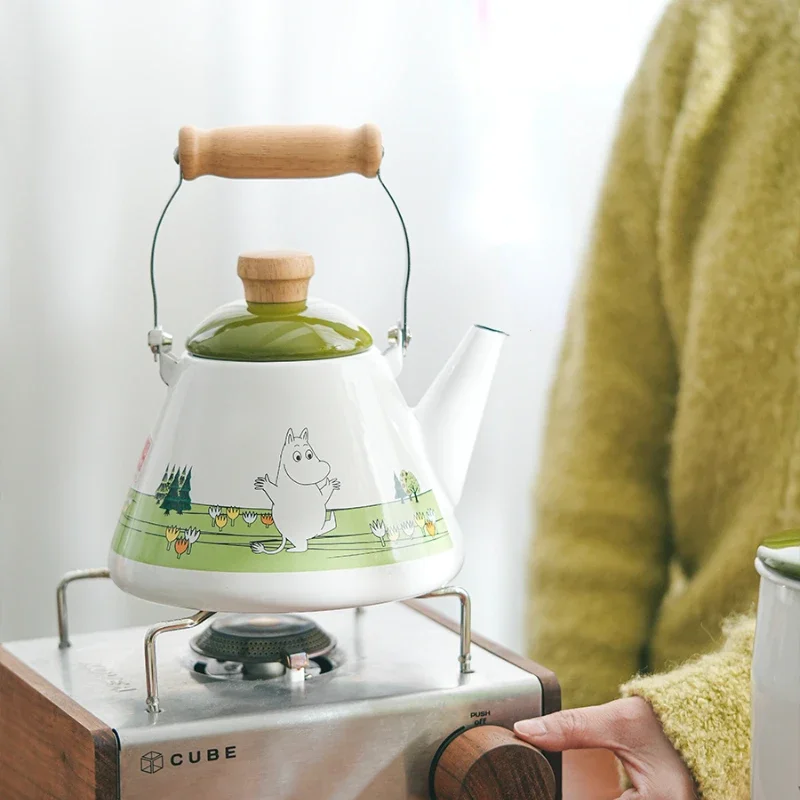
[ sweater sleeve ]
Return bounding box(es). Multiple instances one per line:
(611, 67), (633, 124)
(526, 1), (700, 709)
(622, 615), (755, 800)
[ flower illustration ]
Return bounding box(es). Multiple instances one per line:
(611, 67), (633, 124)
(387, 523), (400, 542)
(243, 511), (258, 527)
(226, 507), (240, 527)
(424, 508), (437, 536)
(261, 513), (273, 527)
(208, 506), (222, 526)
(175, 534), (189, 559)
(414, 511), (425, 530)
(401, 519), (415, 538)
(184, 527), (201, 554)
(215, 513), (228, 530)
(164, 525), (180, 551)
(370, 519), (387, 547)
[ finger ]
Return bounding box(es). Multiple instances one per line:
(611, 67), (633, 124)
(615, 791), (640, 800)
(514, 705), (621, 751)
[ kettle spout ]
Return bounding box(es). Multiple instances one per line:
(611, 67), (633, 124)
(415, 325), (507, 505)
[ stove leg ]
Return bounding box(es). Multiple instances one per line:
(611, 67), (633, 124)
(144, 610), (215, 713)
(56, 568), (111, 649)
(418, 586), (473, 674)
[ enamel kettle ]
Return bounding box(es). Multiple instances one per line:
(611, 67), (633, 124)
(752, 533), (800, 798)
(109, 124), (507, 612)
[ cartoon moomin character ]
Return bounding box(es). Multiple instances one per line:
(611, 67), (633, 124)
(250, 428), (340, 555)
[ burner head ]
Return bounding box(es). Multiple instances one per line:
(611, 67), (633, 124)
(190, 614), (335, 666)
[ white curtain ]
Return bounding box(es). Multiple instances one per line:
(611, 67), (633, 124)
(0, 0), (665, 648)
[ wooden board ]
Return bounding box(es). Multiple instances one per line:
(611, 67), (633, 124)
(0, 645), (118, 799)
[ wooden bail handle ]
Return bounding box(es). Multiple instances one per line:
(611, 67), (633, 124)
(177, 124), (383, 181)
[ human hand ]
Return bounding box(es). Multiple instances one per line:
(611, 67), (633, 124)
(563, 750), (623, 800)
(514, 697), (697, 800)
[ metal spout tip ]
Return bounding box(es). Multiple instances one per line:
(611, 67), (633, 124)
(474, 323), (509, 337)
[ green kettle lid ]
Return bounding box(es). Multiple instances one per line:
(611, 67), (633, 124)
(186, 251), (373, 362)
(757, 530), (800, 579)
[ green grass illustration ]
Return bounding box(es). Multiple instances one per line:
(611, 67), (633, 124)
(112, 489), (452, 573)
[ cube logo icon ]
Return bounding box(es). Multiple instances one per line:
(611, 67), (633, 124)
(140, 751), (164, 774)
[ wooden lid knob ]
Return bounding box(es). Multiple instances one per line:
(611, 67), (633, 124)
(433, 726), (556, 800)
(237, 251), (315, 303)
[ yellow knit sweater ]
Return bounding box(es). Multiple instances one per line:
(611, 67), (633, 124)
(526, 0), (800, 796)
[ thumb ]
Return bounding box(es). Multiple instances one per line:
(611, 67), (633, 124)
(514, 705), (617, 752)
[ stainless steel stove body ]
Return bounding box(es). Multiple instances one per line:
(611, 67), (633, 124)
(4, 601), (554, 800)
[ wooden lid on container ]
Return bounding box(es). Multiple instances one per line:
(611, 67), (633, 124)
(237, 251), (315, 303)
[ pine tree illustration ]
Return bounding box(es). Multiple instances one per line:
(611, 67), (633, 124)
(160, 471), (182, 515)
(177, 467), (192, 513)
(155, 465), (172, 504)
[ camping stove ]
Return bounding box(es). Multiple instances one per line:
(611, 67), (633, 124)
(0, 571), (561, 800)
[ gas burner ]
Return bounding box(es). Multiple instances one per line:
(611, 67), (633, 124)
(189, 613), (339, 681)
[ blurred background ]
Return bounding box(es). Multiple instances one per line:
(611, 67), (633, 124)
(0, 0), (665, 649)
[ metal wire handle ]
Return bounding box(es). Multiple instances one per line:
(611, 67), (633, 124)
(377, 170), (411, 349)
(149, 169), (183, 330)
(148, 159), (412, 351)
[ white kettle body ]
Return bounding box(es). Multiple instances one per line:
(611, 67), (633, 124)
(110, 342), (466, 612)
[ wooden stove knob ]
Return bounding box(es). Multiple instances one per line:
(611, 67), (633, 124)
(433, 725), (556, 800)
